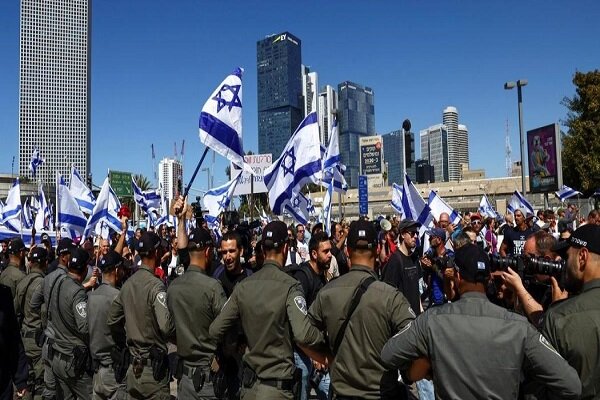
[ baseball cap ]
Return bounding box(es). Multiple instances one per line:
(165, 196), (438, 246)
(552, 224), (600, 255)
(40, 233), (51, 244)
(398, 219), (420, 233)
(69, 248), (90, 272)
(137, 232), (161, 254)
(8, 238), (26, 254)
(454, 243), (490, 283)
(428, 228), (446, 239)
(347, 220), (378, 250)
(57, 238), (75, 255)
(188, 228), (214, 250)
(262, 221), (288, 250)
(29, 246), (48, 263)
(380, 218), (392, 232)
(470, 213), (482, 221)
(99, 249), (124, 272)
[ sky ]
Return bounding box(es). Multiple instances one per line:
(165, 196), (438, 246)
(1, 1), (599, 193)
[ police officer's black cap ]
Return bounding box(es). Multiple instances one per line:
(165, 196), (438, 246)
(552, 224), (600, 256)
(188, 228), (214, 250)
(69, 248), (90, 272)
(347, 220), (378, 250)
(7, 238), (26, 254)
(398, 219), (421, 233)
(262, 221), (288, 250)
(99, 249), (124, 272)
(40, 233), (51, 244)
(29, 246), (48, 263)
(454, 243), (490, 283)
(57, 238), (76, 255)
(137, 232), (161, 254)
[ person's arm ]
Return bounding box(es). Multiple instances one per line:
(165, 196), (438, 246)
(107, 291), (127, 348)
(174, 196), (188, 250)
(287, 283), (324, 348)
(152, 283), (174, 340)
(72, 289), (89, 341)
(381, 312), (428, 372)
(114, 217), (128, 255)
(209, 287), (241, 343)
(499, 240), (509, 257)
(500, 268), (544, 326)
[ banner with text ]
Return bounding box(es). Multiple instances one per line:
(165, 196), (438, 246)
(231, 153), (272, 195)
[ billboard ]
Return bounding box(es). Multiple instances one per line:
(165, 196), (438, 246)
(109, 171), (133, 197)
(231, 153), (272, 196)
(360, 136), (383, 175)
(527, 123), (562, 194)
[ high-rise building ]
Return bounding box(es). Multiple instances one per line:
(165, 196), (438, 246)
(19, 0), (91, 185)
(318, 85), (337, 146)
(302, 65), (318, 117)
(257, 32), (303, 159)
(337, 81), (375, 188)
(420, 107), (469, 182)
(415, 159), (435, 184)
(382, 129), (416, 185)
(158, 158), (183, 201)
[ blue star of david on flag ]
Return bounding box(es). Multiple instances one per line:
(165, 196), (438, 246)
(212, 84), (242, 113)
(217, 194), (229, 210)
(282, 148), (296, 176)
(292, 195), (301, 208)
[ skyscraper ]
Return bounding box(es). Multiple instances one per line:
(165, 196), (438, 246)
(257, 32), (303, 159)
(337, 81), (375, 188)
(19, 0), (91, 185)
(302, 65), (318, 117)
(382, 129), (416, 185)
(420, 124), (449, 182)
(158, 158), (183, 202)
(317, 85), (337, 146)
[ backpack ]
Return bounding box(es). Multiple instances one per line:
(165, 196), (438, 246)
(284, 262), (320, 306)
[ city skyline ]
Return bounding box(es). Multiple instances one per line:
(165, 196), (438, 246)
(1, 1), (598, 191)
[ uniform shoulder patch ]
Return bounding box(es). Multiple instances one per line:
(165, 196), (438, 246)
(76, 301), (87, 318)
(156, 291), (167, 309)
(539, 334), (561, 358)
(294, 296), (307, 316)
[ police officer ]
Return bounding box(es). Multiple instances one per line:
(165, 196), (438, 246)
(168, 202), (227, 399)
(49, 247), (92, 399)
(14, 246), (47, 399)
(209, 221), (324, 400)
(542, 224), (600, 399)
(381, 243), (581, 400)
(107, 232), (174, 400)
(306, 220), (415, 399)
(30, 237), (75, 400)
(0, 237), (27, 298)
(88, 249), (128, 400)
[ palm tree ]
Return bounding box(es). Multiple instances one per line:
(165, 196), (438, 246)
(133, 174), (152, 191)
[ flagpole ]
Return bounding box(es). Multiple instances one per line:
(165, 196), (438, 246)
(183, 146), (210, 200)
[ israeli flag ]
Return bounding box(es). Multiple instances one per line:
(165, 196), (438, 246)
(199, 68), (252, 173)
(391, 183), (404, 215)
(29, 148), (45, 178)
(323, 119), (341, 171)
(204, 214), (222, 241)
(264, 112), (323, 215)
(428, 191), (461, 225)
(555, 185), (582, 202)
(0, 179), (22, 232)
(401, 174), (433, 227)
(56, 173), (87, 239)
(479, 195), (499, 219)
(507, 191), (534, 215)
(321, 122), (348, 194)
(34, 184), (52, 231)
(323, 179), (334, 235)
(22, 199), (34, 229)
(84, 177), (122, 238)
(203, 170), (242, 217)
(132, 177), (160, 214)
(284, 191), (313, 225)
(69, 166), (96, 214)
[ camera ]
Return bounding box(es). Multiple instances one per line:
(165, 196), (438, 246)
(490, 254), (564, 278)
(424, 249), (452, 272)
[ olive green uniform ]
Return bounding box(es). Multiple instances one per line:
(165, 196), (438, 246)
(541, 278), (600, 399)
(167, 265), (227, 399)
(48, 274), (91, 399)
(14, 269), (45, 399)
(0, 262), (26, 298)
(107, 265), (175, 400)
(308, 265), (414, 399)
(88, 283), (127, 400)
(209, 260), (324, 400)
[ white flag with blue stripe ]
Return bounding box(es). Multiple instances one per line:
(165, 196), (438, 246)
(555, 185), (581, 202)
(69, 166), (96, 214)
(391, 183), (404, 215)
(321, 122), (348, 194)
(264, 112), (323, 216)
(34, 184), (52, 231)
(0, 179), (22, 232)
(84, 177), (122, 238)
(57, 173), (87, 239)
(401, 174), (433, 227)
(29, 148), (45, 178)
(204, 214), (222, 241)
(323, 179), (334, 235)
(22, 199), (34, 229)
(199, 68), (252, 173)
(428, 191), (461, 224)
(507, 191), (534, 215)
(479, 195), (499, 219)
(132, 177), (160, 214)
(285, 191), (313, 225)
(203, 170), (242, 218)
(323, 119), (341, 171)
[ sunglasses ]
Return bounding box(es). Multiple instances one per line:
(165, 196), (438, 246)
(403, 231), (418, 237)
(472, 221), (482, 225)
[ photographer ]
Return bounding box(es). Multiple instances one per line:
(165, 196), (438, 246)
(421, 228), (453, 307)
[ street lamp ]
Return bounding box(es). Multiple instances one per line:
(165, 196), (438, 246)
(504, 79), (528, 195)
(201, 167), (210, 191)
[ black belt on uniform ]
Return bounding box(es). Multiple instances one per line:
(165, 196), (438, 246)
(259, 378), (294, 391)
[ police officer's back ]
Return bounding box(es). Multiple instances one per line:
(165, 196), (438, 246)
(88, 250), (128, 400)
(107, 231), (174, 400)
(49, 247), (92, 399)
(168, 224), (227, 399)
(209, 221), (324, 400)
(381, 243), (581, 400)
(0, 237), (27, 298)
(308, 220), (415, 400)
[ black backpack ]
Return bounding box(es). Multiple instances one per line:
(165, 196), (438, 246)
(284, 262), (320, 307)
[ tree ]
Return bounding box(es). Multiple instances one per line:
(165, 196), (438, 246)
(133, 174), (152, 191)
(562, 70), (600, 194)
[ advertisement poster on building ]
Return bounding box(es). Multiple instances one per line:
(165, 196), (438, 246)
(527, 123), (562, 193)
